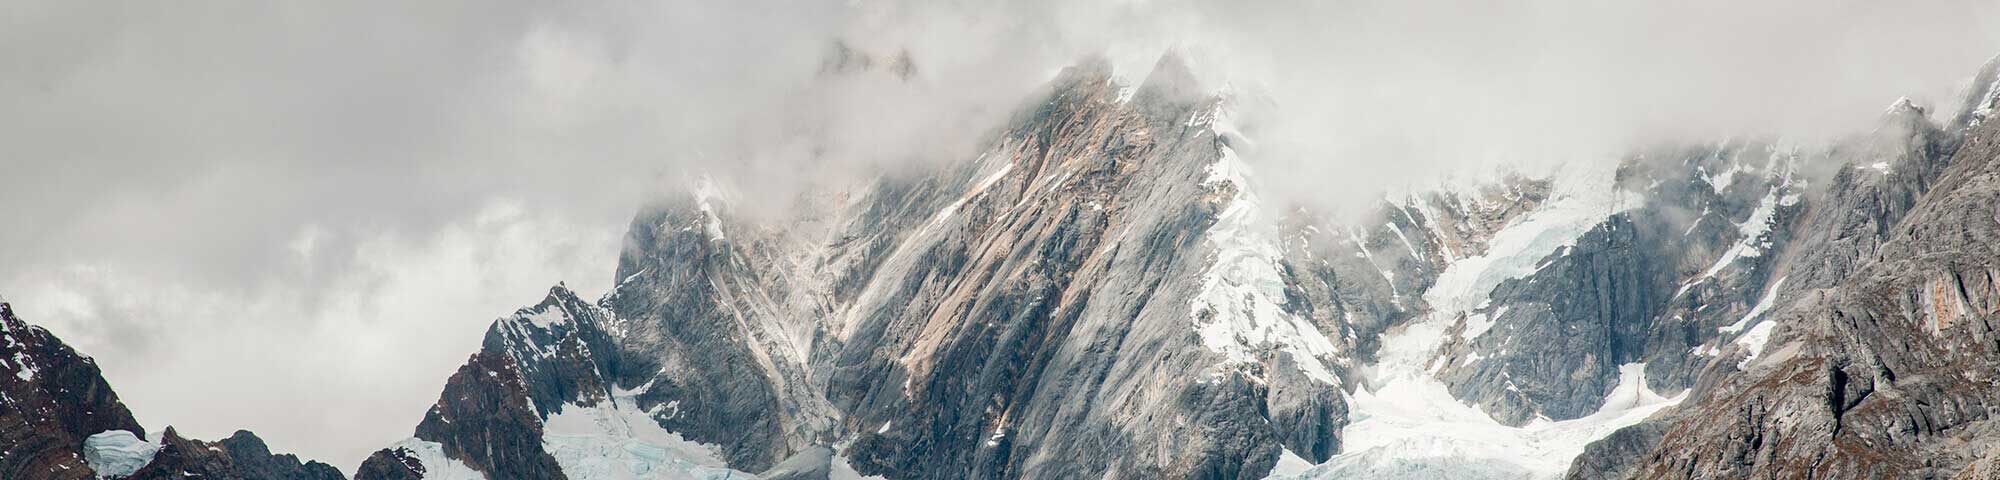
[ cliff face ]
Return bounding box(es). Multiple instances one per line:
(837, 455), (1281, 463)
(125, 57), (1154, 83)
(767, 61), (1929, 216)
(349, 52), (1638, 480)
(1560, 61), (2000, 480)
(1607, 81), (2000, 480)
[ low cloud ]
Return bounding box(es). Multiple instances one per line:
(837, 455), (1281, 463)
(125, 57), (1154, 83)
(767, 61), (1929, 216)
(3, 0), (1997, 470)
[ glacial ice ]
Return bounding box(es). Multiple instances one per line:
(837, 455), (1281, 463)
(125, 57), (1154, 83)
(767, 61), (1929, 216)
(1272, 163), (1673, 479)
(541, 383), (751, 480)
(82, 430), (159, 479)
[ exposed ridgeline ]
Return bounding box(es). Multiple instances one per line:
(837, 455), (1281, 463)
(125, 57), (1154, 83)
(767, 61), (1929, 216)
(11, 50), (2000, 480)
(358, 50), (2000, 480)
(350, 51), (1562, 480)
(0, 301), (343, 480)
(1572, 56), (2000, 479)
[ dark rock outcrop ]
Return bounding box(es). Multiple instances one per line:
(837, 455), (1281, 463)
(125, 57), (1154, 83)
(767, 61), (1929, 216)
(354, 446), (431, 480)
(0, 301), (144, 480)
(126, 427), (235, 479)
(0, 300), (343, 480)
(408, 352), (565, 479)
(218, 430), (344, 480)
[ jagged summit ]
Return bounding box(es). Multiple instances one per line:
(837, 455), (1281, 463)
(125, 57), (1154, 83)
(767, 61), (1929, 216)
(13, 41), (2000, 480)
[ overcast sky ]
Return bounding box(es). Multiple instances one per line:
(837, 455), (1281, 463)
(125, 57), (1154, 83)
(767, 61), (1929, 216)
(5, 0), (1998, 471)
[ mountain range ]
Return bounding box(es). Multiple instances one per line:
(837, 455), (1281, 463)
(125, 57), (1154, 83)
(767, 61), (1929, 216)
(4, 48), (2000, 479)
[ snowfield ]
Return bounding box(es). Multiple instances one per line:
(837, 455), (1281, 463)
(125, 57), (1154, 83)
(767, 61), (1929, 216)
(1192, 130), (1343, 386)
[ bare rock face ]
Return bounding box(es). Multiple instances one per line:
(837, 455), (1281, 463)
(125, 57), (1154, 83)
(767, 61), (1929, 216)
(218, 430), (345, 480)
(1596, 74), (2000, 479)
(410, 350), (566, 479)
(1564, 419), (1669, 480)
(826, 55), (1289, 479)
(1957, 446), (2000, 480)
(603, 197), (824, 471)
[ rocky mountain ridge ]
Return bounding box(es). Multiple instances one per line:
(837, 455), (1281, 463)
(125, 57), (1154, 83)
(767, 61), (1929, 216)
(352, 50), (2000, 480)
(7, 50), (2000, 480)
(0, 301), (344, 479)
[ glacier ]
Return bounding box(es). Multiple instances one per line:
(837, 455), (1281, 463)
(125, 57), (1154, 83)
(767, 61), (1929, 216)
(81, 430), (158, 479)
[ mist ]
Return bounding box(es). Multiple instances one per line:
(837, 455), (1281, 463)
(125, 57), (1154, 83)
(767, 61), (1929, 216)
(3, 0), (1997, 470)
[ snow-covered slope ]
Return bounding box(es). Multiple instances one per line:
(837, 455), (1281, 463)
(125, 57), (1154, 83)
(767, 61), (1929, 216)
(1270, 165), (1673, 479)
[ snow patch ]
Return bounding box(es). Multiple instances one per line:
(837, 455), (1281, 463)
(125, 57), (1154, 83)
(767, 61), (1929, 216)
(1461, 305), (1508, 341)
(1698, 188), (1782, 280)
(1703, 163), (1743, 194)
(520, 306), (571, 329)
(1724, 277), (1788, 369)
(2, 323), (33, 382)
(1718, 277), (1786, 335)
(831, 453), (887, 480)
(83, 430), (159, 479)
(1734, 322), (1778, 369)
(11, 352), (31, 382)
